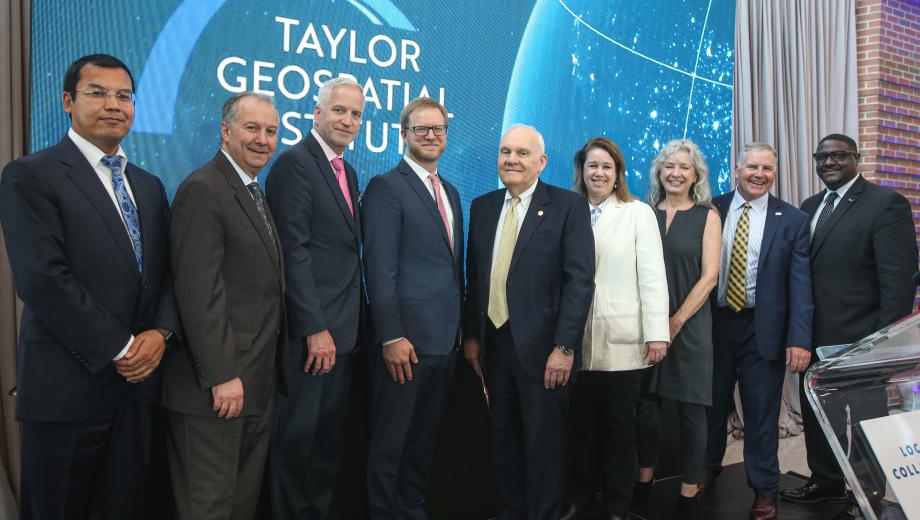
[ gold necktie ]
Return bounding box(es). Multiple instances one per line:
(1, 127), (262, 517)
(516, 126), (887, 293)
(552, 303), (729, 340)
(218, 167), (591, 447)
(726, 202), (751, 312)
(488, 197), (521, 327)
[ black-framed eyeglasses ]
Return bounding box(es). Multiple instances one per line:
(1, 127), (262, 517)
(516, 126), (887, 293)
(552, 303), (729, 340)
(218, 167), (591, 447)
(812, 150), (857, 163)
(407, 125), (447, 137)
(78, 88), (136, 104)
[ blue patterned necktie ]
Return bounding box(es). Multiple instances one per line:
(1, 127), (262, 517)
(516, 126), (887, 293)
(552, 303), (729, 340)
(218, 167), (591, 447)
(101, 155), (143, 271)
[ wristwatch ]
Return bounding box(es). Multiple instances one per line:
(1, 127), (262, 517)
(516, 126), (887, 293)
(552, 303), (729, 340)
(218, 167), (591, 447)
(556, 345), (576, 356)
(157, 328), (176, 349)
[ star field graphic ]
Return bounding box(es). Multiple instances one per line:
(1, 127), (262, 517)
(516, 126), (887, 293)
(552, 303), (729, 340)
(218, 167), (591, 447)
(503, 0), (735, 197)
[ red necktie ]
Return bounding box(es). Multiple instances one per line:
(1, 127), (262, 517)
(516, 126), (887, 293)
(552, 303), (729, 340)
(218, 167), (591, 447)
(331, 157), (354, 217)
(429, 174), (453, 251)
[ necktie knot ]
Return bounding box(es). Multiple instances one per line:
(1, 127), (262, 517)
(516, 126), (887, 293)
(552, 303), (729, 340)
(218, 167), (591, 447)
(428, 173), (440, 185)
(101, 155), (123, 174)
(510, 196), (521, 208)
(742, 201), (751, 211)
(247, 181), (264, 199)
(825, 192), (838, 205)
(331, 157), (345, 176)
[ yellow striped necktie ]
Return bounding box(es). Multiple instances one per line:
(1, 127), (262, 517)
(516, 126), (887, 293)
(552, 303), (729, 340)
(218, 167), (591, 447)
(488, 196), (521, 327)
(726, 202), (751, 312)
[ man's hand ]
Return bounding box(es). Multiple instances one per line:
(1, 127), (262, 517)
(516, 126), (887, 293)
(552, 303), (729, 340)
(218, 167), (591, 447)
(382, 338), (419, 384)
(645, 341), (669, 365)
(305, 330), (336, 375)
(212, 377), (244, 419)
(544, 347), (574, 390)
(786, 346), (812, 374)
(463, 338), (482, 378)
(115, 329), (166, 383)
(668, 315), (686, 342)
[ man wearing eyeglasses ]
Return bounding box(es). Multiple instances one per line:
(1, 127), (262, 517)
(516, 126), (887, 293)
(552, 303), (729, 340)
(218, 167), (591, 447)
(0, 54), (179, 519)
(781, 134), (917, 519)
(361, 97), (463, 519)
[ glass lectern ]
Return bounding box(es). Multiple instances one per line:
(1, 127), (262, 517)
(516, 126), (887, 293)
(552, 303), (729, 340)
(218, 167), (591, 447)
(805, 312), (920, 520)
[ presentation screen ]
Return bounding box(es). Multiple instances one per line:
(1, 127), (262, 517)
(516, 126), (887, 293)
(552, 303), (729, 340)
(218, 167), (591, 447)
(31, 0), (736, 219)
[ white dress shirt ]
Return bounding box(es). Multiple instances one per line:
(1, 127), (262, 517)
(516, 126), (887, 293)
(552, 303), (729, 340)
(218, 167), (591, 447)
(221, 149), (259, 195)
(809, 174), (860, 236)
(718, 190), (768, 308)
(68, 128), (137, 360)
(489, 180), (538, 279)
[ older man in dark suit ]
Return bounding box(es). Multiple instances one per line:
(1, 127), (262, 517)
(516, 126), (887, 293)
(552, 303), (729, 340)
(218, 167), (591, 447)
(362, 97), (464, 519)
(266, 76), (366, 519)
(463, 125), (595, 520)
(0, 54), (179, 519)
(704, 143), (813, 520)
(162, 92), (284, 519)
(781, 134), (918, 519)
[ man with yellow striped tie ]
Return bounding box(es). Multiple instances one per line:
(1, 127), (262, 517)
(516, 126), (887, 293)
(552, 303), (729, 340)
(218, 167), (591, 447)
(703, 143), (813, 520)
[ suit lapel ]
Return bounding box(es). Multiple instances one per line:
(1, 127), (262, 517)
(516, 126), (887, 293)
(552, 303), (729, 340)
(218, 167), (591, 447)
(757, 195), (781, 270)
(592, 197), (621, 237)
(400, 160), (453, 253)
(306, 136), (357, 236)
(60, 138), (140, 277)
(479, 190), (503, 277)
(509, 181), (549, 274)
(215, 153), (281, 278)
(811, 177), (864, 257)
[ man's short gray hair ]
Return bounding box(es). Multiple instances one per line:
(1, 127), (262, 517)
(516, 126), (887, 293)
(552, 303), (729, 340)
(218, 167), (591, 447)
(505, 123), (545, 154)
(737, 142), (778, 168)
(221, 92), (274, 125)
(316, 77), (363, 108)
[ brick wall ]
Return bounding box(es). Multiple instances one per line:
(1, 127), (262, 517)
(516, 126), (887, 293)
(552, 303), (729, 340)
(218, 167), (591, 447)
(857, 0), (920, 229)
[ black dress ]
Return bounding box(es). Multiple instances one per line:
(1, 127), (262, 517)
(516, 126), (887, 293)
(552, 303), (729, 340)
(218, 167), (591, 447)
(649, 204), (712, 406)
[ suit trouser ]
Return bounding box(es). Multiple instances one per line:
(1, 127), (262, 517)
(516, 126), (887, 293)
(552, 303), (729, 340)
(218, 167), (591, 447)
(569, 368), (645, 517)
(485, 323), (569, 520)
(20, 396), (151, 520)
(165, 398), (273, 520)
(367, 351), (457, 520)
(706, 306), (786, 496)
(271, 351), (353, 520)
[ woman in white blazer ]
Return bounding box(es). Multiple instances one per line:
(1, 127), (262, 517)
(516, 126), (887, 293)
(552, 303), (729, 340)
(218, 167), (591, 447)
(561, 137), (670, 520)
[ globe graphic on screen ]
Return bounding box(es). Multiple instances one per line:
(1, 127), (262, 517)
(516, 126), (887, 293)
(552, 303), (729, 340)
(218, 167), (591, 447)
(502, 0), (735, 198)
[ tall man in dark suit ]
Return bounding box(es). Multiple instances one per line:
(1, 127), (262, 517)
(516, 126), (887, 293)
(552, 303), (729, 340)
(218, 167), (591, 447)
(266, 76), (366, 519)
(704, 143), (813, 520)
(781, 134), (917, 519)
(0, 54), (179, 519)
(463, 125), (595, 520)
(362, 97), (464, 519)
(163, 92), (284, 519)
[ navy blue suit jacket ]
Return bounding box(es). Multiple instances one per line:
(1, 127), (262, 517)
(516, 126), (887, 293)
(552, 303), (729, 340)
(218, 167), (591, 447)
(266, 132), (363, 354)
(713, 192), (813, 359)
(361, 160), (464, 355)
(0, 135), (180, 421)
(464, 180), (595, 379)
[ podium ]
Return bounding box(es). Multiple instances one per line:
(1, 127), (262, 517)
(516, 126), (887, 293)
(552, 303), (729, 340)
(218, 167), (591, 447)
(805, 312), (920, 520)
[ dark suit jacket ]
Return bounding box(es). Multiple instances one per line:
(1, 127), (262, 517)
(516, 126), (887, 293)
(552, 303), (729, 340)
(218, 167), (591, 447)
(161, 152), (285, 417)
(713, 193), (813, 359)
(265, 132), (363, 357)
(801, 176), (918, 346)
(0, 135), (179, 422)
(464, 180), (595, 379)
(361, 160), (464, 355)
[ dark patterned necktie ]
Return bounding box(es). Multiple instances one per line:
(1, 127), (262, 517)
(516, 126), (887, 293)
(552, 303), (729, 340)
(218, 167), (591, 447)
(813, 192), (839, 238)
(101, 155), (143, 271)
(726, 202), (751, 312)
(247, 182), (277, 253)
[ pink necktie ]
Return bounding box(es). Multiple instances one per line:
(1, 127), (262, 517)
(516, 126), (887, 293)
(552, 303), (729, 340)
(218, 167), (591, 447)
(331, 157), (354, 217)
(429, 174), (453, 250)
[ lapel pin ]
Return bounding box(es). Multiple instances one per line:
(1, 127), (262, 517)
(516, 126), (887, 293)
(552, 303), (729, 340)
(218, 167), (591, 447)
(848, 197), (854, 202)
(537, 210), (544, 216)
(775, 211), (782, 216)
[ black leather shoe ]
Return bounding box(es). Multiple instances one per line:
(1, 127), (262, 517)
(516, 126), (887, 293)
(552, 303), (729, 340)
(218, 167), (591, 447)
(779, 482), (846, 503)
(560, 501), (591, 520)
(830, 502), (862, 519)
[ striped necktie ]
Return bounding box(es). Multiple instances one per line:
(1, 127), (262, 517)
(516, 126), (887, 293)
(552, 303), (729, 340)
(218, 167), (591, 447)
(726, 202), (751, 312)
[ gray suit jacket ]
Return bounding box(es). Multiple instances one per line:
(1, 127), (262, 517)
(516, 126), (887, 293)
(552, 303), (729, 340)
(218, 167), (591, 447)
(161, 152), (286, 417)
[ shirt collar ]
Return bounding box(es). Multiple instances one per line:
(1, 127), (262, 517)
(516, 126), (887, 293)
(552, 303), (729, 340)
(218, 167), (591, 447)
(504, 179), (538, 205)
(68, 127), (127, 170)
(403, 155), (438, 183)
(731, 189), (768, 213)
(826, 174), (861, 201)
(589, 196), (613, 212)
(311, 128), (340, 164)
(220, 148), (258, 187)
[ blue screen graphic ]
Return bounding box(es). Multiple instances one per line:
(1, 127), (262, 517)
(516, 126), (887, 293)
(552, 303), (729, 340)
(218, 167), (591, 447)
(30, 0), (735, 222)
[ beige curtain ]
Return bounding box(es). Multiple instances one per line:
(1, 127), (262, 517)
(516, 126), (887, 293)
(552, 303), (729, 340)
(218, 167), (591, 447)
(733, 0), (858, 206)
(0, 0), (30, 518)
(731, 0), (858, 438)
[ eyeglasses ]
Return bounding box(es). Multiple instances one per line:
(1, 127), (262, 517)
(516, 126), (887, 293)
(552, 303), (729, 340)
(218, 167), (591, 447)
(407, 125), (447, 137)
(812, 150), (857, 163)
(77, 89), (136, 104)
